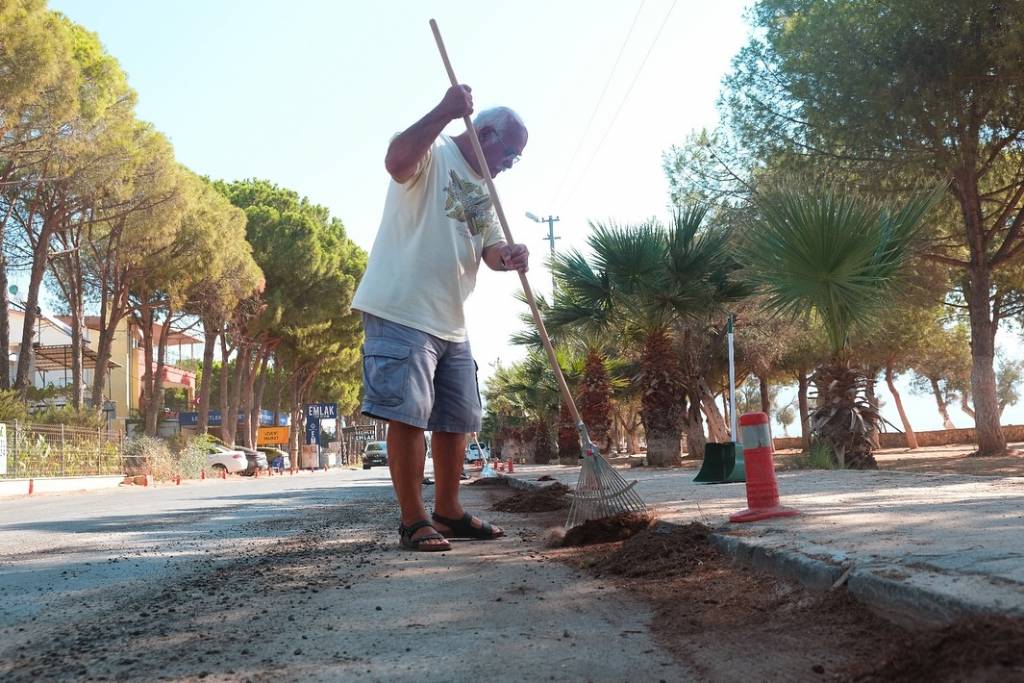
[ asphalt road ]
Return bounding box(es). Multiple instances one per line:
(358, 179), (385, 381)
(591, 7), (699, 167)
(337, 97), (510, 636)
(0, 465), (692, 682)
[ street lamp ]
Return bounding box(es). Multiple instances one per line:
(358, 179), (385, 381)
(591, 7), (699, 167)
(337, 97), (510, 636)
(526, 212), (560, 290)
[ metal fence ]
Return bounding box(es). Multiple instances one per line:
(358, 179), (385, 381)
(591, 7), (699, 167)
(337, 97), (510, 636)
(0, 422), (124, 479)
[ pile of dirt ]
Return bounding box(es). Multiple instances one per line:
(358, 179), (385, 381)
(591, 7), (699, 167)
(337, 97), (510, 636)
(467, 476), (509, 487)
(561, 512), (653, 546)
(594, 521), (714, 578)
(491, 483), (570, 512)
(850, 616), (1024, 682)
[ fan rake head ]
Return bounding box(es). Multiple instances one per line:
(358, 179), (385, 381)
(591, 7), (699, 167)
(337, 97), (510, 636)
(566, 440), (647, 529)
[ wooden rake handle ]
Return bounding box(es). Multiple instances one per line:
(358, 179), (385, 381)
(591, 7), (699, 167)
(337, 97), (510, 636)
(428, 18), (584, 428)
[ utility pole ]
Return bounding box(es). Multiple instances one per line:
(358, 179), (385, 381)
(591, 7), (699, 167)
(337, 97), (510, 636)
(525, 212), (560, 290)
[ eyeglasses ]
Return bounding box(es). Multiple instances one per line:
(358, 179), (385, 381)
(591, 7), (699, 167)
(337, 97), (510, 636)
(493, 131), (521, 167)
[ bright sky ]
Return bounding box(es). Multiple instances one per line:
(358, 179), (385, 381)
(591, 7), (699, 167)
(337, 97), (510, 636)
(46, 0), (1024, 434)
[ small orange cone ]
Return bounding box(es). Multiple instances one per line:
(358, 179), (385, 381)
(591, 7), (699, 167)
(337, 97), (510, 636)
(201, 469), (206, 480)
(730, 412), (799, 523)
(28, 478), (34, 496)
(507, 458), (514, 473)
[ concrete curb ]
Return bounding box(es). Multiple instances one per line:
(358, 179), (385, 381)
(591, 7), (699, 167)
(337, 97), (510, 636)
(0, 475), (126, 498)
(498, 473), (1024, 628)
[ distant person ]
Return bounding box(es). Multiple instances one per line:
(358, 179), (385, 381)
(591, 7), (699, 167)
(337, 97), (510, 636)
(352, 85), (529, 551)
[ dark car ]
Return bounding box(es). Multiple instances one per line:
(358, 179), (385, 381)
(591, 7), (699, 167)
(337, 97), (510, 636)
(362, 441), (388, 470)
(257, 446), (290, 472)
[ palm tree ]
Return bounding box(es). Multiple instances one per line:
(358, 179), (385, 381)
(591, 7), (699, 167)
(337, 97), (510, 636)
(742, 187), (939, 468)
(548, 207), (742, 466)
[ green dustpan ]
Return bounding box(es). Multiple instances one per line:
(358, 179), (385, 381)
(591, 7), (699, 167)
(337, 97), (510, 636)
(693, 441), (745, 484)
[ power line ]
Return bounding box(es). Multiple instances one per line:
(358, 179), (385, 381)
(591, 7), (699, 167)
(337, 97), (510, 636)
(547, 0), (647, 208)
(560, 0), (678, 209)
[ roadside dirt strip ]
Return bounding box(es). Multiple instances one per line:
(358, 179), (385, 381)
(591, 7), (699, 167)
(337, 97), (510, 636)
(0, 488), (690, 683)
(4, 479), (1023, 682)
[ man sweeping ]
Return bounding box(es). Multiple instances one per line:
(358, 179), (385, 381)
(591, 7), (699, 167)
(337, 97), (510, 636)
(352, 84), (529, 551)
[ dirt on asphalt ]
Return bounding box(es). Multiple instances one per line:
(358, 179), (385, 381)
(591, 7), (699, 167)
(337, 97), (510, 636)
(530, 513), (1024, 683)
(1, 500), (394, 683)
(490, 482), (570, 512)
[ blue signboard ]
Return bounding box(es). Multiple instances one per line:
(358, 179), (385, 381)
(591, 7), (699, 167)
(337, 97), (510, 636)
(179, 410), (290, 427)
(305, 403), (338, 420)
(305, 418), (320, 445)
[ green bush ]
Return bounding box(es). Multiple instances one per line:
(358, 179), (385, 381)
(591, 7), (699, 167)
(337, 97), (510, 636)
(794, 440), (837, 470)
(124, 433), (213, 480)
(0, 390), (29, 423)
(172, 433), (213, 479)
(122, 435), (172, 478)
(32, 405), (105, 429)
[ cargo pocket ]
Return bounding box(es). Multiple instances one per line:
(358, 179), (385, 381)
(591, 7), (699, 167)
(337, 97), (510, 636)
(362, 340), (411, 407)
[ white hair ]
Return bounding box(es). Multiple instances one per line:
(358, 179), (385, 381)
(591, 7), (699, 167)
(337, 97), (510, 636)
(473, 107), (526, 135)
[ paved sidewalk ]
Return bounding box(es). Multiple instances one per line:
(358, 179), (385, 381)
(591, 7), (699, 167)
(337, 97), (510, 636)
(503, 462), (1024, 627)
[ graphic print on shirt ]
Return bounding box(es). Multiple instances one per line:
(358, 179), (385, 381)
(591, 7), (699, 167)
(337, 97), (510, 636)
(443, 169), (494, 237)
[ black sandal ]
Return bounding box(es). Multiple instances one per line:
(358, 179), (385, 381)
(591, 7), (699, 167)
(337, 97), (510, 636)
(399, 520), (451, 552)
(431, 511), (505, 540)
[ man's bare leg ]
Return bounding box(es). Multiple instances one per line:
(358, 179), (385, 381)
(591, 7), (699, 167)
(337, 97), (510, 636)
(387, 421), (447, 548)
(431, 431), (503, 536)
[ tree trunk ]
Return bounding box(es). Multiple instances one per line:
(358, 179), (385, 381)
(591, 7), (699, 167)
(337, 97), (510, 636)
(885, 363), (918, 449)
(557, 401), (580, 464)
(698, 377), (729, 442)
(14, 211), (57, 393)
(148, 307), (173, 435)
(219, 331), (230, 440)
(533, 418), (553, 464)
(197, 317), (219, 434)
(90, 285), (126, 410)
(0, 244), (9, 391)
(930, 378), (955, 430)
(757, 374), (770, 414)
(965, 270), (1005, 454)
(684, 389), (706, 459)
(579, 350), (612, 450)
(225, 343), (246, 445)
(137, 303), (156, 434)
(961, 188), (1006, 454)
(865, 367), (881, 449)
(69, 284), (84, 409)
(797, 371), (810, 449)
(960, 393), (976, 419)
(250, 348), (271, 447)
(639, 330), (685, 467)
(238, 346), (255, 448)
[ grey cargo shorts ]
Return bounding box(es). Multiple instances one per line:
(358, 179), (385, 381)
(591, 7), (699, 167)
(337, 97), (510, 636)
(360, 313), (482, 433)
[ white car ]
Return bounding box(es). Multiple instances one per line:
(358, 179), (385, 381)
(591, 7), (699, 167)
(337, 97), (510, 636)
(207, 444), (248, 474)
(465, 442), (490, 463)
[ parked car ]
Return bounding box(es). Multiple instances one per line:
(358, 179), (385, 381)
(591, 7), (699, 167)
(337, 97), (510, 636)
(206, 444), (248, 474)
(362, 441), (388, 469)
(257, 446), (290, 472)
(465, 442), (489, 464)
(211, 436), (267, 475)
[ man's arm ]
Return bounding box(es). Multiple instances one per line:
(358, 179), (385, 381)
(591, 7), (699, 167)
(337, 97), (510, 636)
(482, 242), (530, 273)
(384, 85), (473, 183)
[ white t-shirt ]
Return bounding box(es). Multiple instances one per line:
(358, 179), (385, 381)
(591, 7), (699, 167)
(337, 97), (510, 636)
(352, 135), (504, 342)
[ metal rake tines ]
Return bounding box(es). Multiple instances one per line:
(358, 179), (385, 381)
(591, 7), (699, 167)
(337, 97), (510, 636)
(565, 454), (647, 528)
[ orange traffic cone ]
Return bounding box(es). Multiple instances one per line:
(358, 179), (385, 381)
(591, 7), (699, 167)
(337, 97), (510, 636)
(507, 458), (514, 474)
(730, 412), (799, 523)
